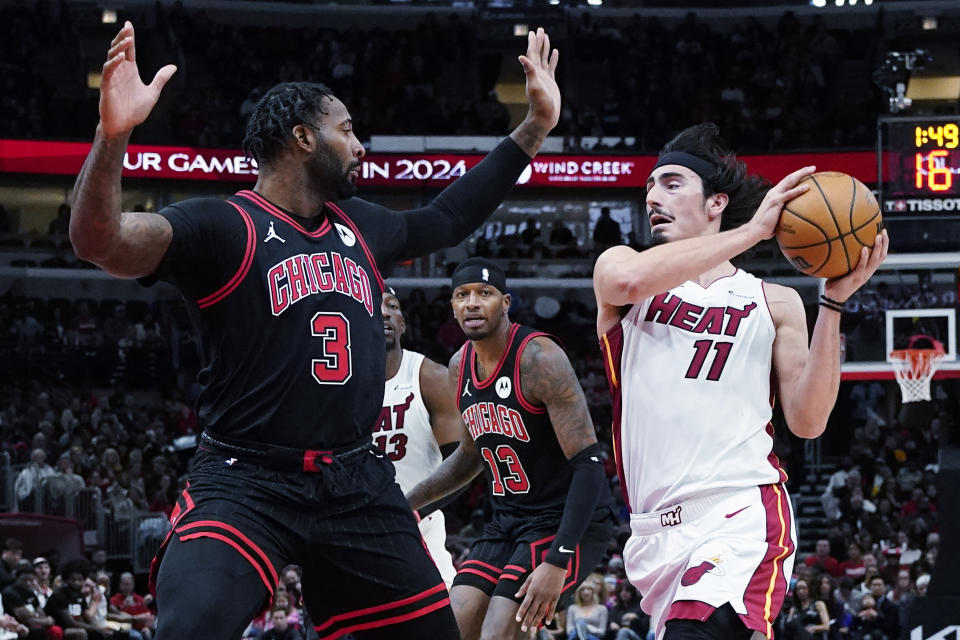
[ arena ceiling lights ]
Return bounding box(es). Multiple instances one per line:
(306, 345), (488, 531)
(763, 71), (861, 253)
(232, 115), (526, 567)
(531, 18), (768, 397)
(810, 0), (874, 6)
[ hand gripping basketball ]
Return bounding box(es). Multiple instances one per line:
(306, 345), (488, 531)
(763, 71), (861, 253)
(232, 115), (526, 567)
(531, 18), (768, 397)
(748, 166), (817, 241)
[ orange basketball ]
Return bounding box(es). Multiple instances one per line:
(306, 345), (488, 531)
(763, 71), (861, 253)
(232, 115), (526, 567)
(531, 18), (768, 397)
(776, 172), (883, 278)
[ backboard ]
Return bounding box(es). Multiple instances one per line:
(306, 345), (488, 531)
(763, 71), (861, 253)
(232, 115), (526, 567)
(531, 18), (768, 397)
(839, 251), (960, 382)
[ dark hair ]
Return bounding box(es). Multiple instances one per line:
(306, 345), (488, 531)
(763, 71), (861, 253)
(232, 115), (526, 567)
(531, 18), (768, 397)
(60, 558), (91, 580)
(242, 82), (337, 168)
(3, 538), (21, 552)
(658, 123), (771, 232)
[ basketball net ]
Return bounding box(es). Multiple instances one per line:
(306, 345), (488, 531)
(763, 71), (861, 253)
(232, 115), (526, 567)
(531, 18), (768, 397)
(890, 335), (946, 403)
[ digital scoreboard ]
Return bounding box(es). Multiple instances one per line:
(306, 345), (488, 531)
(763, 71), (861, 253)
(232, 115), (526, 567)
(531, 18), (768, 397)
(879, 116), (960, 215)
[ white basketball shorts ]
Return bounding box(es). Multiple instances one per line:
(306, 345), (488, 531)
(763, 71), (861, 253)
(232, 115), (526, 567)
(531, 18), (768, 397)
(623, 484), (796, 640)
(420, 510), (457, 588)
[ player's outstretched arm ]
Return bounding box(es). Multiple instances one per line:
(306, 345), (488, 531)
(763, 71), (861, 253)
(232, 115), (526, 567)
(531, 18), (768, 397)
(593, 167), (816, 337)
(70, 21), (177, 278)
(384, 29), (558, 263)
(513, 337), (606, 633)
(508, 27), (560, 158)
(769, 231), (888, 439)
(406, 351), (484, 512)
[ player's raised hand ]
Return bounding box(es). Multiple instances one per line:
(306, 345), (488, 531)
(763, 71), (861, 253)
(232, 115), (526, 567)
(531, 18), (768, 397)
(824, 229), (888, 302)
(514, 562), (567, 633)
(748, 166), (817, 241)
(518, 27), (560, 135)
(99, 21), (177, 139)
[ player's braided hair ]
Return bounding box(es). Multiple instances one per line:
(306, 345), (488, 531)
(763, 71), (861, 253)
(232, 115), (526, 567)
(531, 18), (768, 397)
(242, 82), (336, 168)
(658, 123), (771, 232)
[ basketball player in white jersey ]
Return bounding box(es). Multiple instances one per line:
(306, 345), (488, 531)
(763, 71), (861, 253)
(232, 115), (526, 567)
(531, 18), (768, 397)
(380, 287), (461, 587)
(593, 123), (888, 640)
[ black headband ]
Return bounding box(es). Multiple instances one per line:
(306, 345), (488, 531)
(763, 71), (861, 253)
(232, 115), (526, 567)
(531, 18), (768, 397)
(451, 258), (506, 294)
(652, 151), (718, 181)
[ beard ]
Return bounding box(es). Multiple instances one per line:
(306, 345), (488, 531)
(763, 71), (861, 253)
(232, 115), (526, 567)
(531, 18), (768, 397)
(308, 142), (358, 199)
(650, 229), (668, 246)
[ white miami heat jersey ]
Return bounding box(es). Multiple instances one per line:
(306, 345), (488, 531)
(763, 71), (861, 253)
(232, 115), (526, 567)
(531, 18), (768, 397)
(379, 350), (441, 493)
(600, 269), (787, 515)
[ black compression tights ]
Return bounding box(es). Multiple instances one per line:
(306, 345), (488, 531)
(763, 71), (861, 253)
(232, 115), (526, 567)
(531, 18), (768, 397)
(662, 604), (755, 640)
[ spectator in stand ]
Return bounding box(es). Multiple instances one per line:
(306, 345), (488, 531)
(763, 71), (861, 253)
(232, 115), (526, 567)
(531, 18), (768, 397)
(14, 449), (56, 507)
(591, 207), (622, 255)
(0, 608), (28, 640)
(0, 541), (23, 591)
(816, 574), (847, 640)
(839, 542), (866, 581)
(848, 557), (879, 613)
(848, 595), (884, 640)
(43, 558), (110, 639)
(779, 578), (829, 640)
(866, 576), (899, 640)
(565, 576), (607, 640)
(48, 204), (71, 236)
(29, 560), (51, 609)
(109, 573), (154, 639)
(605, 581), (648, 640)
(805, 539), (842, 577)
(259, 609), (303, 640)
(1, 567), (56, 639)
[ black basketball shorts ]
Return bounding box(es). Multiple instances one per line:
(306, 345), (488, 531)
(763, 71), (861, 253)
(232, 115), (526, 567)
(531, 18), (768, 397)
(150, 444), (450, 639)
(452, 511), (615, 602)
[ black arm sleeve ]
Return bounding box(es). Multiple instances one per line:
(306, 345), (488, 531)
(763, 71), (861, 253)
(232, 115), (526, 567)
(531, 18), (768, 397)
(343, 137), (532, 267)
(416, 442), (463, 518)
(398, 137), (530, 261)
(543, 443), (607, 569)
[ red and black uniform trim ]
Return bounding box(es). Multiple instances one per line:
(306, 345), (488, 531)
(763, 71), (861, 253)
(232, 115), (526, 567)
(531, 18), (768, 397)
(458, 559), (502, 585)
(313, 583), (450, 640)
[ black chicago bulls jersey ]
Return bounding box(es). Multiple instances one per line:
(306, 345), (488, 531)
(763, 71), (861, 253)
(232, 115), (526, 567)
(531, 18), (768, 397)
(150, 190), (414, 450)
(457, 324), (572, 518)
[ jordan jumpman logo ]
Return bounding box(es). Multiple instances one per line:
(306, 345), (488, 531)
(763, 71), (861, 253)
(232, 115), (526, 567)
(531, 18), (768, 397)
(264, 221), (285, 244)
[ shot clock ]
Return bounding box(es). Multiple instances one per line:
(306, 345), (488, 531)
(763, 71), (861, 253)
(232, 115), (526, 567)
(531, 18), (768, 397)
(878, 116), (960, 213)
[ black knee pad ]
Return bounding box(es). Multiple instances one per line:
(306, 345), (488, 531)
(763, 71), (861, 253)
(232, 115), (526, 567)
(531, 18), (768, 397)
(663, 604), (752, 640)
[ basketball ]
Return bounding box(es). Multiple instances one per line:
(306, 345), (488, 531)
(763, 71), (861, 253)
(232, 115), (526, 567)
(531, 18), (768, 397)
(775, 171), (883, 278)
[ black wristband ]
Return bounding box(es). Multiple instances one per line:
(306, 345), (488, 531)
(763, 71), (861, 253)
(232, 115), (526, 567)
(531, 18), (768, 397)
(818, 300), (843, 313)
(820, 294), (846, 307)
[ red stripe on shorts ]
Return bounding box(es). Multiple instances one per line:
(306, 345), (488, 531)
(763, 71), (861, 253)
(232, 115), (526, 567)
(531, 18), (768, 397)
(740, 484), (795, 637)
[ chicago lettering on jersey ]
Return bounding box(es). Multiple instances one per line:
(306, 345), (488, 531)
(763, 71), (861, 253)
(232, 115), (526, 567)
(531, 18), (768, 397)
(644, 292), (757, 336)
(267, 251), (375, 317)
(375, 393), (414, 433)
(461, 402), (530, 443)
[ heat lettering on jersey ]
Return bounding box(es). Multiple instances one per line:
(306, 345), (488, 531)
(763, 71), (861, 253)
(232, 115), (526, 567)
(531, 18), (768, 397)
(461, 402), (530, 443)
(374, 393), (414, 432)
(644, 292), (757, 337)
(267, 251), (374, 317)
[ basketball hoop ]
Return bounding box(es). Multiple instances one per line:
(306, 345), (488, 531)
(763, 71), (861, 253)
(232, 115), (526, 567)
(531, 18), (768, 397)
(890, 335), (946, 403)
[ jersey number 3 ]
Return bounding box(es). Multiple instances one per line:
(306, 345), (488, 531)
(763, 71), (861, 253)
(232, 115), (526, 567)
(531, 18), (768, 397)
(481, 445), (530, 496)
(311, 312), (352, 385)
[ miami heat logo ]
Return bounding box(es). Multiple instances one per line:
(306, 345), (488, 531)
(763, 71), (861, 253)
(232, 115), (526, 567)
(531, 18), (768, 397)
(680, 555), (725, 587)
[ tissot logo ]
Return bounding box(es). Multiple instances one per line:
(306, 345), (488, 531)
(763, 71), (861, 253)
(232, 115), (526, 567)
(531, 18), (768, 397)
(885, 197), (960, 213)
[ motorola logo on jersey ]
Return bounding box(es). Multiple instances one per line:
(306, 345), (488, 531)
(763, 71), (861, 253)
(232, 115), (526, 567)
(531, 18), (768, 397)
(495, 376), (512, 399)
(644, 292), (757, 337)
(334, 223), (357, 247)
(267, 251), (374, 317)
(461, 402), (530, 443)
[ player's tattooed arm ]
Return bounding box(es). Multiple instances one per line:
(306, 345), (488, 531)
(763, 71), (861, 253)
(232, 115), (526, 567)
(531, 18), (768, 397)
(71, 131), (173, 278)
(70, 21), (175, 278)
(519, 337), (598, 455)
(405, 350), (483, 512)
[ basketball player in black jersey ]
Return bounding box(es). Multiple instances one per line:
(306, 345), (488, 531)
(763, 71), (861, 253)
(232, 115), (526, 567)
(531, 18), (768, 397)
(70, 20), (560, 640)
(407, 258), (615, 640)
